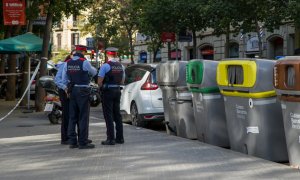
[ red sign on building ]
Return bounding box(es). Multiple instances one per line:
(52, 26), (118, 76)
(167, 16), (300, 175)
(161, 32), (176, 42)
(3, 0), (26, 25)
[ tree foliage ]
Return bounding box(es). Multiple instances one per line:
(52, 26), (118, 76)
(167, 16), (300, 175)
(134, 0), (209, 60)
(31, 0), (93, 111)
(83, 0), (139, 63)
(288, 0), (300, 26)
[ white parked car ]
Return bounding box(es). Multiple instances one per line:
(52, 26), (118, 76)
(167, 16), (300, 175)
(120, 64), (164, 127)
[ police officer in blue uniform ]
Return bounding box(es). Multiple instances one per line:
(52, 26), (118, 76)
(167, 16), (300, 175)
(62, 45), (97, 149)
(98, 47), (125, 145)
(54, 50), (76, 145)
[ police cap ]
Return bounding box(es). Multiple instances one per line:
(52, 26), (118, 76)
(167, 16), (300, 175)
(106, 47), (118, 55)
(75, 45), (87, 52)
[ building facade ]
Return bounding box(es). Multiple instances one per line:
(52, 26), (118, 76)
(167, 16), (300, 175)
(51, 14), (94, 55)
(134, 23), (296, 62)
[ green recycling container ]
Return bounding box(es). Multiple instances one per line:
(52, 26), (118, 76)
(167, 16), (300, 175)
(187, 59), (229, 147)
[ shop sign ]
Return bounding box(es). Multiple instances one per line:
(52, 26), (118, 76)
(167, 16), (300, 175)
(32, 16), (46, 25)
(140, 51), (147, 61)
(178, 30), (192, 42)
(161, 32), (176, 42)
(3, 0), (26, 25)
(201, 49), (214, 55)
(246, 36), (259, 52)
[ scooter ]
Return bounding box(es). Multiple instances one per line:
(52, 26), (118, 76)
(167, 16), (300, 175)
(44, 92), (62, 124)
(39, 76), (101, 124)
(39, 76), (62, 124)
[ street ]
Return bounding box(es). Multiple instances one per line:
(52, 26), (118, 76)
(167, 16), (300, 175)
(0, 101), (300, 179)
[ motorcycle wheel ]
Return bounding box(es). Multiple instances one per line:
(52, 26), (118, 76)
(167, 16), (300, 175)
(48, 111), (62, 124)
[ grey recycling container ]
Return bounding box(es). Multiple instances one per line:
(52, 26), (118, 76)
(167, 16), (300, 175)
(217, 58), (288, 162)
(157, 60), (197, 139)
(274, 57), (300, 167)
(157, 61), (181, 135)
(186, 59), (229, 147)
(175, 87), (197, 139)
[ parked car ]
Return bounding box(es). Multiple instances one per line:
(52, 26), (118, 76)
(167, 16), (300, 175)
(120, 64), (164, 127)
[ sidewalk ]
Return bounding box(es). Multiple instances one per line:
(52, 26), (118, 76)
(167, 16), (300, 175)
(0, 100), (300, 179)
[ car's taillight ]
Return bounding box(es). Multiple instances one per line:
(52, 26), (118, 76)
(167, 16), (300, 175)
(32, 80), (36, 85)
(141, 76), (158, 90)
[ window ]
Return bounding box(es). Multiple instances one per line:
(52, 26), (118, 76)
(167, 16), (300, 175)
(57, 34), (62, 50)
(287, 66), (295, 87)
(151, 69), (157, 84)
(86, 38), (94, 48)
(154, 50), (161, 62)
(125, 68), (147, 84)
(229, 43), (239, 58)
(73, 15), (77, 27)
(71, 33), (79, 46)
(228, 65), (243, 85)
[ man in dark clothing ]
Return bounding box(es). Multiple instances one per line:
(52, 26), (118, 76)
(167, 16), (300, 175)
(98, 47), (125, 145)
(62, 45), (97, 149)
(54, 50), (75, 145)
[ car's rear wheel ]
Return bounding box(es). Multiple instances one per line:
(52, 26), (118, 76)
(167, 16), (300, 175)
(130, 102), (146, 127)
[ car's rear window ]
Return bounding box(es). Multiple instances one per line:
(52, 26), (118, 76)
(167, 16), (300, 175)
(151, 69), (157, 84)
(125, 68), (147, 84)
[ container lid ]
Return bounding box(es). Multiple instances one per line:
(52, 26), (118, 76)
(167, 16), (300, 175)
(274, 58), (300, 93)
(187, 59), (219, 93)
(157, 61), (187, 86)
(186, 60), (203, 85)
(217, 59), (257, 88)
(217, 58), (276, 98)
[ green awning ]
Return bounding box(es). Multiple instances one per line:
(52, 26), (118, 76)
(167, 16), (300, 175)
(0, 32), (44, 53)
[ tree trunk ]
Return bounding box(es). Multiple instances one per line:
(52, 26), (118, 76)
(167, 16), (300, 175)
(224, 25), (230, 58)
(128, 31), (134, 64)
(6, 54), (17, 101)
(153, 50), (157, 63)
(0, 27), (11, 97)
(256, 21), (263, 58)
(27, 21), (33, 33)
(0, 55), (5, 75)
(0, 27), (6, 74)
(6, 26), (21, 101)
(192, 30), (197, 59)
(167, 42), (171, 60)
(35, 8), (53, 112)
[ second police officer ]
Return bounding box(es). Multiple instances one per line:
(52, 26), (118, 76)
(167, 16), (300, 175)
(62, 45), (97, 149)
(54, 50), (75, 145)
(98, 47), (125, 145)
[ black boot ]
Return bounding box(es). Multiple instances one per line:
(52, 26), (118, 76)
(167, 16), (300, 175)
(101, 139), (115, 145)
(115, 139), (124, 144)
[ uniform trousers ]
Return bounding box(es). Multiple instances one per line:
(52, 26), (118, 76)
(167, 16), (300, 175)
(102, 88), (123, 141)
(58, 89), (69, 142)
(68, 87), (90, 146)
